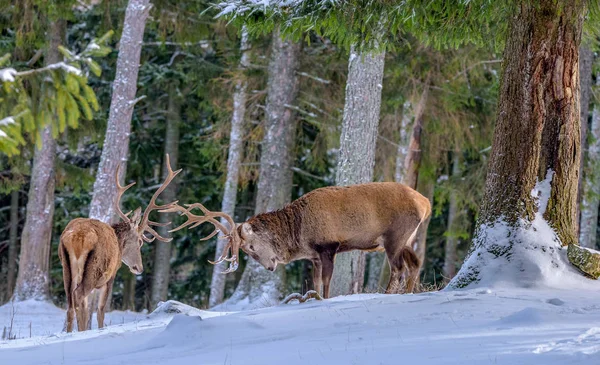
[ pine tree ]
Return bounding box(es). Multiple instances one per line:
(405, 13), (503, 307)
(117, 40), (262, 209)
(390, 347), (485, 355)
(451, 1), (588, 287)
(13, 19), (64, 301)
(224, 27), (300, 308)
(88, 0), (151, 223)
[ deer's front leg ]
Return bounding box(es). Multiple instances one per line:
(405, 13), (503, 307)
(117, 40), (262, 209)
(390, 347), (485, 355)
(312, 258), (323, 296)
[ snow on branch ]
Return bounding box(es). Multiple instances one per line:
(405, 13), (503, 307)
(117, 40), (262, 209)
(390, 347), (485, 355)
(215, 0), (337, 18)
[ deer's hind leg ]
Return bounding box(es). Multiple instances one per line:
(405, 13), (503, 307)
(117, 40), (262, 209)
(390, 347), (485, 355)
(383, 217), (422, 294)
(97, 277), (114, 329)
(59, 244), (75, 333)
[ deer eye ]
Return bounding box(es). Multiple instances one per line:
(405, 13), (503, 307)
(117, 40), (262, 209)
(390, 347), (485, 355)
(249, 245), (255, 251)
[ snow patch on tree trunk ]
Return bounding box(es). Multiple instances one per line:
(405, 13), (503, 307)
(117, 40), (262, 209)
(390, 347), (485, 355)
(450, 171), (600, 290)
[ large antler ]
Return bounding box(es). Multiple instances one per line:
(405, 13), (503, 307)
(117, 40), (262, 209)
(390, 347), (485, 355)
(161, 203), (240, 273)
(115, 163), (136, 222)
(138, 154), (182, 243)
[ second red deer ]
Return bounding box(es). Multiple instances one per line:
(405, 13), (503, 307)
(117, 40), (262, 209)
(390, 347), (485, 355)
(167, 182), (431, 298)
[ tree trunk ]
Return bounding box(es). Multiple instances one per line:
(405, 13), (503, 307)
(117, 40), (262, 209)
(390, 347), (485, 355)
(443, 153), (461, 281)
(13, 20), (64, 301)
(579, 69), (600, 249)
(329, 47), (385, 297)
(86, 0), (149, 324)
(223, 27), (300, 308)
(122, 270), (136, 310)
(6, 190), (19, 299)
(209, 28), (250, 308)
(366, 100), (412, 292)
(89, 0), (151, 223)
(395, 100), (413, 183)
(577, 45), (592, 232)
(403, 82), (429, 190)
(150, 88), (180, 308)
(451, 1), (586, 288)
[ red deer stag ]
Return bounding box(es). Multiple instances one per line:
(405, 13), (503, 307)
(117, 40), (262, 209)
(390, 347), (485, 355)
(165, 182), (431, 298)
(59, 156), (180, 332)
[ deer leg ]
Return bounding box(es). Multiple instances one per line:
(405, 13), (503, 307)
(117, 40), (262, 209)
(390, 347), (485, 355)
(400, 248), (421, 293)
(97, 278), (114, 329)
(74, 288), (89, 332)
(312, 258), (323, 296)
(60, 245), (75, 333)
(320, 250), (335, 299)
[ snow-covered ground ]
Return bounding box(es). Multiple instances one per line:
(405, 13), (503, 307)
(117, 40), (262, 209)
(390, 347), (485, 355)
(1, 287), (600, 364)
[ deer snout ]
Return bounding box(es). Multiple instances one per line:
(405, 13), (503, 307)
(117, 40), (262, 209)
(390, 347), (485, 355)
(130, 265), (143, 275)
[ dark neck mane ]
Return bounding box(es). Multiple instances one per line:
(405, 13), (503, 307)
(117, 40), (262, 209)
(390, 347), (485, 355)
(249, 198), (307, 258)
(111, 221), (130, 250)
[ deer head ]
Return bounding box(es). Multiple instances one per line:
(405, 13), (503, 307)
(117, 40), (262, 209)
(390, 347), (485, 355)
(115, 154), (181, 274)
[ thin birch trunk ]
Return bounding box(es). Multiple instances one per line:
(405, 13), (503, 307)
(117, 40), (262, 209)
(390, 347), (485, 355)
(13, 20), (64, 301)
(443, 153), (461, 281)
(223, 27), (300, 308)
(329, 48), (385, 297)
(579, 69), (600, 249)
(209, 28), (250, 308)
(150, 88), (180, 308)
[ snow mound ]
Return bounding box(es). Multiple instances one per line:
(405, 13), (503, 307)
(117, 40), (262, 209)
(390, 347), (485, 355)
(450, 171), (600, 291)
(151, 300), (232, 320)
(495, 307), (563, 328)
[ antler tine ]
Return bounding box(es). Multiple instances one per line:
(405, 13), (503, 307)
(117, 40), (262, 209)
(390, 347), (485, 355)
(139, 154), (182, 238)
(162, 202), (240, 273)
(115, 163), (136, 222)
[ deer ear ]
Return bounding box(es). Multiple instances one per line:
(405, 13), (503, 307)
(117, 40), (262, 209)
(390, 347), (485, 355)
(130, 208), (142, 226)
(240, 223), (253, 239)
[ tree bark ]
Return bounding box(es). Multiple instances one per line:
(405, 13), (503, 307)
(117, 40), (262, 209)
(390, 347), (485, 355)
(89, 0), (151, 223)
(329, 47), (385, 297)
(451, 1), (586, 288)
(209, 28), (250, 308)
(577, 45), (593, 232)
(224, 27), (300, 308)
(7, 190), (19, 299)
(395, 101), (413, 183)
(13, 20), (64, 301)
(403, 83), (429, 190)
(150, 88), (180, 308)
(579, 69), (600, 249)
(443, 153), (461, 281)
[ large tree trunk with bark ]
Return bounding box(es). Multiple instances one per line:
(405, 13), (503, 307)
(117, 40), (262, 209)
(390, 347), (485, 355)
(150, 89), (180, 308)
(86, 0), (149, 324)
(329, 48), (385, 297)
(13, 20), (64, 301)
(222, 27), (300, 309)
(6, 190), (19, 299)
(209, 28), (250, 308)
(443, 153), (461, 281)
(89, 0), (150, 223)
(579, 69), (600, 249)
(451, 1), (586, 288)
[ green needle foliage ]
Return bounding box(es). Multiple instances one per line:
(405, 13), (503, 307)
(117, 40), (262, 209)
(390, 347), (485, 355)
(0, 31), (112, 156)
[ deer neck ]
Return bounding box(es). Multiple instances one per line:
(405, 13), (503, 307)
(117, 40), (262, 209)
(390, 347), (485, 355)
(111, 221), (130, 252)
